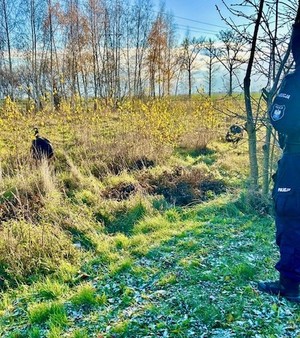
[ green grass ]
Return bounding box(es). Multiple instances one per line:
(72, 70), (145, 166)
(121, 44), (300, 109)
(2, 192), (298, 337)
(71, 284), (107, 309)
(34, 278), (69, 301)
(28, 302), (67, 326)
(0, 128), (296, 337)
(71, 329), (89, 338)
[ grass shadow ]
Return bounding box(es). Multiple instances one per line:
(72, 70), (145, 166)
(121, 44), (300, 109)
(94, 201), (147, 235)
(176, 146), (216, 159)
(85, 196), (277, 336)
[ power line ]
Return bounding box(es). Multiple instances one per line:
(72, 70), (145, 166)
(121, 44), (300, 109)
(176, 29), (218, 36)
(172, 14), (227, 29)
(175, 24), (220, 35)
(152, 10), (227, 29)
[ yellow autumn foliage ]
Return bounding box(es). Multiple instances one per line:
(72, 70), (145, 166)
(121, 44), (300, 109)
(0, 95), (232, 171)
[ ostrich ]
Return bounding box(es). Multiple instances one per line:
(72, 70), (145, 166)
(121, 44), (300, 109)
(225, 124), (244, 145)
(31, 127), (54, 161)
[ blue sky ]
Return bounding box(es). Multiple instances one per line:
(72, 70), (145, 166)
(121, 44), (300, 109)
(154, 0), (239, 39)
(152, 0), (267, 92)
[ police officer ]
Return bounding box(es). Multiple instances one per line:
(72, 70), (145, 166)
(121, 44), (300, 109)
(258, 13), (300, 303)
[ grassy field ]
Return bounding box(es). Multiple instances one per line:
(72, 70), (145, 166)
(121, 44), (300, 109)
(1, 96), (298, 337)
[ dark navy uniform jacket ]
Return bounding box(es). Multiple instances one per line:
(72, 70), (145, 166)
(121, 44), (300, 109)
(274, 22), (300, 281)
(292, 22), (300, 68)
(282, 23), (300, 152)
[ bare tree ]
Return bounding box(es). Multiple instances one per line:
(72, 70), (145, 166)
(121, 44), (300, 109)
(160, 12), (176, 96)
(65, 0), (80, 99)
(217, 0), (295, 192)
(260, 0), (292, 195)
(178, 33), (205, 98)
(0, 2), (7, 98)
(58, 0), (90, 105)
(93, 0), (126, 102)
(42, 0), (62, 109)
(85, 0), (105, 105)
(203, 38), (220, 96)
(217, 29), (247, 96)
(242, 0), (294, 193)
(131, 0), (153, 97)
(15, 0), (48, 110)
(108, 0), (123, 100)
(30, 0), (41, 110)
(0, 0), (15, 99)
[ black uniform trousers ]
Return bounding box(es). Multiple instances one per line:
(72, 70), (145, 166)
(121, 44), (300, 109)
(274, 153), (300, 282)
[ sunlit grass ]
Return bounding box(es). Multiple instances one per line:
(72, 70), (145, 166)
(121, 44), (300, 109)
(34, 278), (69, 301)
(28, 301), (67, 326)
(0, 192), (283, 337)
(0, 95), (277, 337)
(71, 284), (107, 308)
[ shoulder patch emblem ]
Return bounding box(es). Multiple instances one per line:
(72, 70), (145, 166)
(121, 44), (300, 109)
(271, 104), (285, 121)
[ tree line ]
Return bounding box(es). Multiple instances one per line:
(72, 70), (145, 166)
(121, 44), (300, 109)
(1, 0), (257, 109)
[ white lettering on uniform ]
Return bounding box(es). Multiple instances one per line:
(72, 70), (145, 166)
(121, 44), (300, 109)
(278, 188), (291, 192)
(278, 93), (291, 99)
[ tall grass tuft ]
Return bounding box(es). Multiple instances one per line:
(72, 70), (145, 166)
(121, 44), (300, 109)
(71, 283), (107, 308)
(0, 220), (77, 283)
(28, 301), (67, 325)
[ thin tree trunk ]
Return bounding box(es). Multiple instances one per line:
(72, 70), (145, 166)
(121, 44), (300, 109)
(2, 0), (14, 99)
(208, 58), (212, 97)
(188, 63), (192, 98)
(31, 0), (40, 111)
(262, 0), (279, 196)
(244, 0), (265, 190)
(47, 0), (54, 109)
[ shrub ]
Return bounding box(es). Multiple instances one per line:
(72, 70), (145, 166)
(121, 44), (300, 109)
(235, 190), (273, 215)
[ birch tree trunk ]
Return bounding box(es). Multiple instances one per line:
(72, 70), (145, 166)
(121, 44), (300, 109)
(30, 0), (41, 110)
(1, 0), (14, 99)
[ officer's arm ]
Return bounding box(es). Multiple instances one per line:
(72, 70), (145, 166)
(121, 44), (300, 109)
(292, 4), (300, 66)
(296, 2), (300, 24)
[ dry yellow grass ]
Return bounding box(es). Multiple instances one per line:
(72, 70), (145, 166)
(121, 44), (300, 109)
(0, 95), (243, 283)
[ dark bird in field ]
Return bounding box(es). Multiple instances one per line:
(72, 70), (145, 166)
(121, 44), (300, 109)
(225, 124), (244, 145)
(31, 127), (54, 161)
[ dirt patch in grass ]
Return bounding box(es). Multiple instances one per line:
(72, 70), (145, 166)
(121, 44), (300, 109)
(102, 182), (137, 201)
(101, 165), (226, 206)
(138, 166), (226, 206)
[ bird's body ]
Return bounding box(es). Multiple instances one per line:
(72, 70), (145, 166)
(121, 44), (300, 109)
(31, 128), (54, 161)
(225, 124), (244, 145)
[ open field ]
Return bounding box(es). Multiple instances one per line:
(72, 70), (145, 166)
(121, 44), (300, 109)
(1, 96), (296, 337)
